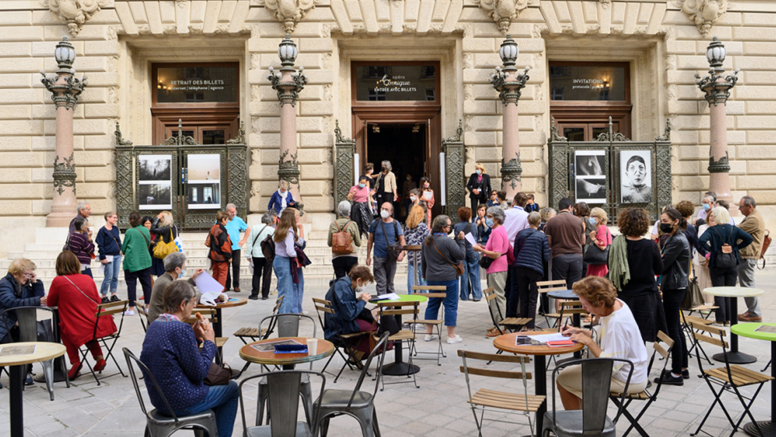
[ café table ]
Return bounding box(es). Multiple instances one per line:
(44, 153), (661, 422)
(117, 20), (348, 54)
(240, 336), (334, 370)
(374, 294), (428, 376)
(704, 286), (764, 364)
(198, 297), (248, 339)
(731, 323), (776, 436)
(494, 331), (584, 436)
(0, 342), (66, 437)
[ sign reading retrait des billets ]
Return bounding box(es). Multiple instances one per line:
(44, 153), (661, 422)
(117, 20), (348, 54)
(355, 65), (437, 102)
(157, 66), (238, 103)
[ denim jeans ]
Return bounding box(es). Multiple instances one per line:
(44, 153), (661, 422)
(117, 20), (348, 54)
(459, 246), (482, 301)
(425, 279), (459, 327)
(406, 261), (426, 293)
(174, 380), (239, 437)
(273, 256), (297, 314)
(292, 267), (304, 314)
(99, 254), (122, 296)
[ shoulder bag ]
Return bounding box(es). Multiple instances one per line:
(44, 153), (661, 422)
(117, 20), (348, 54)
(153, 229), (178, 260)
(248, 225), (267, 255)
(379, 220), (403, 261)
(432, 238), (465, 277)
(204, 362), (232, 386)
(711, 227), (737, 269)
(583, 228), (610, 266)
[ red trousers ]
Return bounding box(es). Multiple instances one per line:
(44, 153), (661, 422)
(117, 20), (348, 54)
(61, 336), (103, 365)
(211, 261), (228, 292)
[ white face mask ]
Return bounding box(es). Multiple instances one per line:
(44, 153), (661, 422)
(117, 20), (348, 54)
(380, 210), (390, 219)
(410, 196), (417, 202)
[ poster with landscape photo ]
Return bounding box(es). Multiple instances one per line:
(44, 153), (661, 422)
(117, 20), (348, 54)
(187, 154), (221, 209)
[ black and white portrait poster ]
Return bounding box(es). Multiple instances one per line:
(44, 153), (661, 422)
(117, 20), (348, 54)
(574, 150), (606, 204)
(187, 154), (221, 209)
(620, 150), (652, 204)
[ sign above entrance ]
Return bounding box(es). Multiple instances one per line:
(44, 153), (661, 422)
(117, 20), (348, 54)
(354, 64), (437, 102)
(549, 63), (627, 101)
(156, 65), (238, 103)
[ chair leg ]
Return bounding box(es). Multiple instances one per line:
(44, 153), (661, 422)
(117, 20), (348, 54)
(78, 348), (100, 386)
(353, 407), (376, 437)
(762, 360), (772, 373)
(372, 409), (381, 437)
(300, 381), (314, 427)
(730, 384), (766, 437)
(320, 416), (331, 437)
(257, 383), (268, 426)
(101, 337), (126, 377)
(42, 360), (55, 401)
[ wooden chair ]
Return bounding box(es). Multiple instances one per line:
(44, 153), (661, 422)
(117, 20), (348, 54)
(233, 295), (284, 345)
(376, 300), (419, 390)
(609, 331), (674, 437)
(410, 285), (447, 366)
(681, 311), (715, 366)
(135, 301), (150, 333)
(688, 304), (718, 320)
(689, 322), (773, 437)
(483, 287), (506, 338)
(536, 279), (569, 327)
(79, 299), (128, 385)
(459, 350), (544, 437)
(312, 297), (371, 383)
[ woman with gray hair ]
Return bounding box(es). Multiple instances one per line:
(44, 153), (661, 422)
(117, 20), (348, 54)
(473, 206), (512, 337)
(328, 200), (362, 279)
(147, 251), (213, 322)
(374, 160), (397, 210)
(141, 280), (239, 437)
(245, 212), (276, 300)
(267, 180), (297, 215)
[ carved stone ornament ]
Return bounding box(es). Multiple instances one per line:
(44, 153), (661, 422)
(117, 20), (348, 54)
(44, 0), (109, 36)
(114, 122), (133, 146)
(227, 120), (246, 145)
(264, 0), (315, 33)
(678, 0), (728, 36)
(478, 0), (529, 35)
(655, 118), (672, 142)
(550, 117), (567, 142)
(160, 119), (199, 146)
(278, 149), (300, 187)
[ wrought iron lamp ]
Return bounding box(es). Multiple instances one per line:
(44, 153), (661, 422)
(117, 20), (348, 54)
(695, 36), (739, 107)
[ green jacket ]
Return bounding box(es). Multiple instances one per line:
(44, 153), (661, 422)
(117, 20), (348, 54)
(122, 226), (153, 272)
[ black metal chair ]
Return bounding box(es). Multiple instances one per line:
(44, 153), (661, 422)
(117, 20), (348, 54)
(543, 358), (633, 437)
(123, 348), (218, 437)
(375, 300), (419, 390)
(313, 297), (371, 383)
(316, 332), (390, 437)
(1, 306), (70, 400)
(135, 301), (150, 333)
(79, 299), (128, 385)
(239, 370), (325, 437)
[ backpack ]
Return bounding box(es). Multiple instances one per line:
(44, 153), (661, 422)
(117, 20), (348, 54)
(711, 227), (737, 269)
(260, 234), (275, 262)
(331, 220), (354, 255)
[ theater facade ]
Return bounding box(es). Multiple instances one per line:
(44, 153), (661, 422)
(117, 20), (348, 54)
(1, 0), (774, 251)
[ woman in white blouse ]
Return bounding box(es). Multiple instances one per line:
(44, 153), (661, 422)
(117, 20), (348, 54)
(557, 276), (649, 410)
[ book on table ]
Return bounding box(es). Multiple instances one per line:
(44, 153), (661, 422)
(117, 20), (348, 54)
(251, 339), (304, 352)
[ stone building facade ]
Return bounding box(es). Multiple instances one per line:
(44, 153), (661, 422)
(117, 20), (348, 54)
(0, 0), (774, 256)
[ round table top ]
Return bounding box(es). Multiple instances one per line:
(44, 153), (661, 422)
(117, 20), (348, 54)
(731, 323), (776, 342)
(702, 287), (764, 298)
(493, 332), (585, 356)
(198, 297), (248, 309)
(379, 294), (428, 303)
(547, 289), (578, 300)
(240, 337), (334, 365)
(0, 342), (66, 367)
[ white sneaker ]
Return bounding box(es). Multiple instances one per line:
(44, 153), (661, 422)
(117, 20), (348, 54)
(424, 334), (437, 342)
(124, 310), (135, 316)
(447, 335), (463, 344)
(302, 311), (309, 315)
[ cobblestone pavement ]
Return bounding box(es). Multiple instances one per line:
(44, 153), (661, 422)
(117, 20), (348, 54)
(0, 271), (774, 437)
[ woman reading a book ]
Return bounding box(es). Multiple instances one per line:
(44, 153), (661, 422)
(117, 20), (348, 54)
(556, 276), (649, 410)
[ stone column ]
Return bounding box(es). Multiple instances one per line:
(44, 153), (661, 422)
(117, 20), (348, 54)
(269, 35), (307, 210)
(40, 37), (87, 227)
(696, 37), (739, 203)
(490, 35), (530, 200)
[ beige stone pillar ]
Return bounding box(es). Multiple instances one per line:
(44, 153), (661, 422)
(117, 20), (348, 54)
(40, 37), (87, 227)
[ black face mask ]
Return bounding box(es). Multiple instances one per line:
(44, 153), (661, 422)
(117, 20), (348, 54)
(659, 223), (674, 233)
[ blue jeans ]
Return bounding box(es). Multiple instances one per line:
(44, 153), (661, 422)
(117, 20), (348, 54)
(292, 268), (304, 314)
(425, 279), (459, 327)
(406, 260), (426, 293)
(99, 254), (122, 296)
(274, 256), (297, 314)
(459, 247), (482, 301)
(174, 380), (239, 437)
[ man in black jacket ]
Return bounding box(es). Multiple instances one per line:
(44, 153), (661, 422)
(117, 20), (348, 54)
(467, 164), (491, 211)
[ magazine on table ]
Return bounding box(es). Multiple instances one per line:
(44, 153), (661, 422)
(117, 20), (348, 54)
(251, 339), (303, 352)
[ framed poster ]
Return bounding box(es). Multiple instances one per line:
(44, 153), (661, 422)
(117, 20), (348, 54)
(187, 154), (221, 209)
(620, 150), (652, 204)
(574, 150), (606, 204)
(138, 155), (173, 210)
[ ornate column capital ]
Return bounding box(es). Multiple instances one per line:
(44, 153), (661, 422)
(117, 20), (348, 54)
(44, 0), (109, 36)
(679, 0), (728, 37)
(695, 37), (740, 106)
(264, 0), (314, 34)
(500, 152), (522, 191)
(478, 0), (528, 35)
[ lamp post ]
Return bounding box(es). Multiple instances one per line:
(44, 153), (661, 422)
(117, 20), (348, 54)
(269, 34), (307, 208)
(40, 37), (87, 227)
(695, 36), (739, 204)
(491, 35), (530, 200)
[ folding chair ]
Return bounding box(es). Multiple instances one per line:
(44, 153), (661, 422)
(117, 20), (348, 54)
(313, 297), (371, 383)
(459, 350), (544, 437)
(79, 299), (128, 385)
(689, 322), (773, 437)
(233, 295), (283, 345)
(376, 300), (419, 390)
(410, 285), (446, 366)
(687, 304), (718, 320)
(609, 331), (674, 437)
(536, 279), (569, 327)
(483, 287), (505, 336)
(135, 301), (149, 333)
(682, 311), (715, 366)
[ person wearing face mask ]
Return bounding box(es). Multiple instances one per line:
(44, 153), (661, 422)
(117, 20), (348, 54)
(374, 160), (398, 211)
(147, 252), (221, 323)
(697, 192), (716, 221)
(467, 163), (491, 212)
(267, 180), (297, 215)
(585, 208), (612, 278)
(402, 173), (415, 218)
(348, 175), (374, 237)
(473, 207), (513, 337)
(419, 176), (435, 224)
(366, 203), (406, 295)
(404, 205), (429, 293)
(474, 204), (491, 244)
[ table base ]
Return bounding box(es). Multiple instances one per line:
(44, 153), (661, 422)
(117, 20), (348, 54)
(744, 421), (776, 437)
(382, 362), (420, 375)
(713, 351), (757, 365)
(10, 365), (24, 437)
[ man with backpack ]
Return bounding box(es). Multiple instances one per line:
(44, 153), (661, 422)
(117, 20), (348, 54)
(328, 201), (362, 279)
(367, 202), (406, 295)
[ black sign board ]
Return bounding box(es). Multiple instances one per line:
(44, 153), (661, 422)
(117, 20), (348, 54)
(355, 64), (437, 102)
(156, 65), (238, 103)
(549, 64), (627, 101)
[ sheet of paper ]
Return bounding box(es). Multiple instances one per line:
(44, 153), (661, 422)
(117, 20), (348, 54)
(375, 293), (400, 300)
(527, 333), (569, 343)
(98, 263), (105, 275)
(105, 255), (113, 263)
(194, 271), (225, 294)
(755, 325), (776, 334)
(464, 232), (478, 247)
(0, 345), (36, 356)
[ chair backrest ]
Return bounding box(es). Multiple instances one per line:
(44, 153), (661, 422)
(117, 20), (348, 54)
(458, 350), (533, 412)
(1, 306), (55, 343)
(649, 331), (674, 397)
(377, 301), (418, 318)
(184, 308), (217, 325)
(259, 314), (317, 339)
(482, 287), (503, 333)
(94, 300), (128, 340)
(123, 347), (179, 424)
(536, 280), (568, 293)
(272, 295), (285, 314)
(411, 285), (446, 294)
(689, 322), (729, 375)
(350, 332), (390, 408)
(135, 301), (149, 333)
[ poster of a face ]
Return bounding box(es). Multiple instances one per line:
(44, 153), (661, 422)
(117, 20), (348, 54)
(139, 183), (172, 210)
(574, 150), (606, 204)
(188, 154), (221, 209)
(138, 155), (172, 182)
(620, 150), (652, 204)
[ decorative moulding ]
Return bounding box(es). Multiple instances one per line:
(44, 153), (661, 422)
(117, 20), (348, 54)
(478, 0), (529, 35)
(44, 0), (109, 36)
(677, 0), (728, 36)
(263, 0), (315, 33)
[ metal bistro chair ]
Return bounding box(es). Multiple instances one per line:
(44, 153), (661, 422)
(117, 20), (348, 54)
(376, 300), (419, 390)
(409, 285), (447, 366)
(681, 311), (715, 366)
(543, 358), (633, 437)
(123, 348), (218, 437)
(136, 301), (150, 333)
(313, 297), (372, 383)
(316, 332), (390, 437)
(536, 279), (568, 324)
(1, 306), (70, 401)
(79, 299), (129, 385)
(239, 370), (326, 437)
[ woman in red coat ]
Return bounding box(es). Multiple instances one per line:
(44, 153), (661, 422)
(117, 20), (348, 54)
(47, 251), (117, 379)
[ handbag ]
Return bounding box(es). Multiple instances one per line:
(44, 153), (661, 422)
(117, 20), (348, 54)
(681, 261), (705, 310)
(479, 253), (503, 269)
(36, 319), (54, 343)
(432, 238), (465, 277)
(379, 220), (403, 261)
(203, 362), (232, 386)
(711, 227), (737, 269)
(153, 229), (178, 259)
(583, 228), (610, 265)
